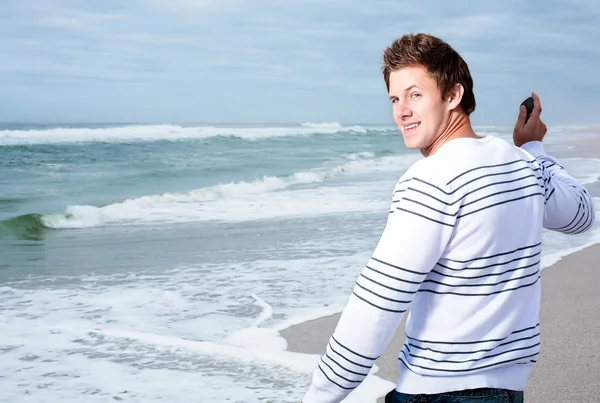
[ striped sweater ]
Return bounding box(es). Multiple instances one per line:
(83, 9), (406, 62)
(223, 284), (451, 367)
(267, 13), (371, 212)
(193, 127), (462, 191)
(302, 136), (595, 403)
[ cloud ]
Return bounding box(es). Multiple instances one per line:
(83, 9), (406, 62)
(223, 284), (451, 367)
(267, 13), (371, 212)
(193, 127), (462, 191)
(1, 0), (599, 124)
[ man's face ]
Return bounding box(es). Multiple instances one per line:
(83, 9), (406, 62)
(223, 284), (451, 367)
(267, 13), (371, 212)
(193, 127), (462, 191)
(388, 66), (449, 153)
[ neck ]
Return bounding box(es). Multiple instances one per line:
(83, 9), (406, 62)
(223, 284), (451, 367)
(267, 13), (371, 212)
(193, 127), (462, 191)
(421, 111), (479, 157)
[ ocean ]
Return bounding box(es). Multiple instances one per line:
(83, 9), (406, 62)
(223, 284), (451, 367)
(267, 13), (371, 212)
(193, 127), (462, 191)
(1, 122), (600, 402)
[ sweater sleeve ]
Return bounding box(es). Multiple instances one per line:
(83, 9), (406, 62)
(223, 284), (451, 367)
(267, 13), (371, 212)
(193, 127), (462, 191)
(301, 175), (457, 403)
(520, 141), (595, 234)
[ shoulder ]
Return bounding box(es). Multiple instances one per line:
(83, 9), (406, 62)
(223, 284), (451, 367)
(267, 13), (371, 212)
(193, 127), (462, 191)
(394, 135), (518, 195)
(393, 157), (453, 203)
(424, 136), (516, 181)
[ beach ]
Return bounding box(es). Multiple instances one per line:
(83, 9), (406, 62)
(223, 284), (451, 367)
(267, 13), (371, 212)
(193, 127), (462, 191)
(1, 123), (599, 402)
(281, 243), (600, 403)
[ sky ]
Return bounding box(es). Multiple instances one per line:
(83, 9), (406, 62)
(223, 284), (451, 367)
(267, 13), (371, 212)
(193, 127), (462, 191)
(1, 0), (599, 126)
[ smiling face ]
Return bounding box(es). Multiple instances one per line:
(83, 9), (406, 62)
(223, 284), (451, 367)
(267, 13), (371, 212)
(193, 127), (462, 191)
(388, 65), (452, 153)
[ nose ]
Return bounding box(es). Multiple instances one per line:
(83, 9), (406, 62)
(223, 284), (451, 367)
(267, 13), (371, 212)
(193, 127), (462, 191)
(394, 102), (412, 121)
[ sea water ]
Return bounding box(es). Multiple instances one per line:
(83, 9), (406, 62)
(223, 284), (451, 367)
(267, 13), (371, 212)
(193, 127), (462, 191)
(1, 122), (599, 403)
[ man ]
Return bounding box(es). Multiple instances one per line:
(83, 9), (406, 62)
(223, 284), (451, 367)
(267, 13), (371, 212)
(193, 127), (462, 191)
(301, 33), (595, 403)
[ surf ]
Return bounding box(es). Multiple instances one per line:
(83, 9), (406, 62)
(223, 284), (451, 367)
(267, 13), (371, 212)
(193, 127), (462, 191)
(0, 122), (378, 146)
(1, 152), (420, 230)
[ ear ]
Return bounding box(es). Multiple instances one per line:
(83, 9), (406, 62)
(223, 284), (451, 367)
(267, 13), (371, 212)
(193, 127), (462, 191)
(446, 83), (464, 111)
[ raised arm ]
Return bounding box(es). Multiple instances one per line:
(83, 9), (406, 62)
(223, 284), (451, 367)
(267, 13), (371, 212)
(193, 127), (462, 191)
(514, 93), (595, 234)
(521, 141), (594, 233)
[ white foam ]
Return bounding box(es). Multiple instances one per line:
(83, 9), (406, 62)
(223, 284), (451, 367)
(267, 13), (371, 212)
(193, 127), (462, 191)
(40, 153), (420, 229)
(0, 123), (372, 146)
(301, 121), (368, 133)
(250, 294), (274, 327)
(0, 267), (378, 403)
(301, 121), (343, 129)
(43, 206), (106, 228)
(4, 192), (600, 403)
(342, 151), (376, 160)
(224, 295), (288, 351)
(40, 182), (387, 228)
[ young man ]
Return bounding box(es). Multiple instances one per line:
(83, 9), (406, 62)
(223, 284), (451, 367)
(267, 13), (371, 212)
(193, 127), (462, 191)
(301, 33), (595, 403)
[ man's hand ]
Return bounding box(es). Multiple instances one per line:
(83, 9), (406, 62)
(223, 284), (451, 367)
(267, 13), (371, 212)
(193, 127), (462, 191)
(513, 92), (547, 147)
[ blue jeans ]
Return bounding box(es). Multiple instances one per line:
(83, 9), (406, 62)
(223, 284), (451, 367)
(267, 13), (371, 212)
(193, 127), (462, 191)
(385, 387), (524, 403)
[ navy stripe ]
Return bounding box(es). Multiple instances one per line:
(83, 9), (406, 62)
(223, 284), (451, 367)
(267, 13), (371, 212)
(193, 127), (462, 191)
(457, 192), (544, 219)
(402, 197), (456, 216)
(319, 358), (363, 384)
(359, 274), (418, 297)
(444, 242), (542, 264)
(541, 161), (562, 170)
(578, 202), (595, 233)
(545, 187), (556, 202)
(461, 183), (543, 209)
(446, 159), (537, 186)
(549, 202), (582, 231)
(410, 178), (447, 194)
(577, 211), (595, 234)
(556, 196), (587, 233)
(406, 324), (539, 345)
(567, 201), (587, 232)
(405, 342), (540, 364)
(399, 351), (539, 373)
(395, 207), (455, 227)
(316, 364), (355, 390)
(571, 196), (594, 234)
(331, 335), (379, 361)
(396, 177), (412, 187)
(431, 260), (539, 280)
(352, 291), (407, 313)
(424, 268), (539, 288)
(323, 352), (370, 377)
(408, 333), (540, 355)
(437, 252), (541, 272)
(370, 257), (429, 276)
(327, 344), (372, 369)
(450, 166), (538, 193)
(365, 265), (423, 285)
(456, 174), (543, 205)
(396, 173), (542, 205)
(355, 281), (412, 304)
(418, 276), (540, 296)
(393, 187), (450, 205)
(569, 202), (590, 234)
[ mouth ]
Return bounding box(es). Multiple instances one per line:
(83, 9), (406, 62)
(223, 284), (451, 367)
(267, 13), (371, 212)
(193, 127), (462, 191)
(403, 122), (421, 132)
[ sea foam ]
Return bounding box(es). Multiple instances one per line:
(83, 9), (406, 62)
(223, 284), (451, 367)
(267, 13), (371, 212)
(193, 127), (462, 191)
(0, 122), (374, 146)
(39, 153), (421, 229)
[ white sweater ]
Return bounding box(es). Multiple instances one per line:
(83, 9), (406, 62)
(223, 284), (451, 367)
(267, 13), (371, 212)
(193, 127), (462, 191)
(302, 136), (595, 403)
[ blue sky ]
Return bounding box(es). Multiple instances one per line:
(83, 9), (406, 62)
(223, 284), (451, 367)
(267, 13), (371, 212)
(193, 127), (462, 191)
(1, 0), (599, 125)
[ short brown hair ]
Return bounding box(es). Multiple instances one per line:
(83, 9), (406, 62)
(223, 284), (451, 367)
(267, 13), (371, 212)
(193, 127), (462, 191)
(382, 33), (476, 115)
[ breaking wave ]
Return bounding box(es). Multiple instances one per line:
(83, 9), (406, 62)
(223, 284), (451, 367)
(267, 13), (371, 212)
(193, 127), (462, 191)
(1, 152), (420, 231)
(0, 122), (384, 146)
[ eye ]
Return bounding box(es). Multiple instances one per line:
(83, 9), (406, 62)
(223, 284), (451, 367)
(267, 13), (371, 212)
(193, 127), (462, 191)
(390, 97), (399, 103)
(410, 93), (421, 100)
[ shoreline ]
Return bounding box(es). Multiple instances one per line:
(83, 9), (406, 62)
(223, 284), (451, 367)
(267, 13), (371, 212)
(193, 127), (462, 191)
(281, 242), (600, 403)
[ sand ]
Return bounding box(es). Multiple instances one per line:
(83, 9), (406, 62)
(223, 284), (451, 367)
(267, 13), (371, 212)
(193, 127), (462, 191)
(281, 243), (600, 403)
